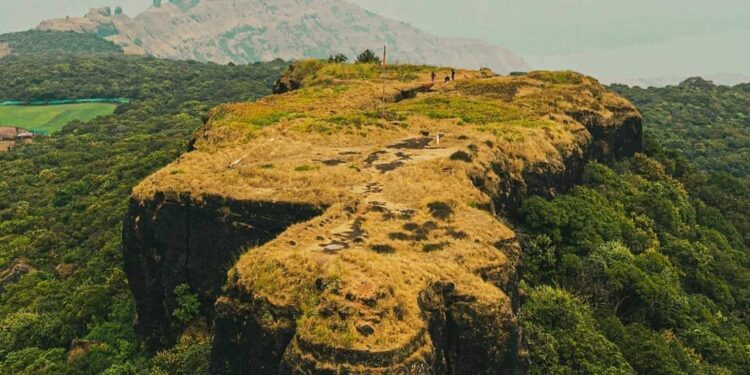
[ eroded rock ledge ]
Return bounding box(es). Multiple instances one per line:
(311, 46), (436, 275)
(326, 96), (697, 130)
(123, 62), (641, 373)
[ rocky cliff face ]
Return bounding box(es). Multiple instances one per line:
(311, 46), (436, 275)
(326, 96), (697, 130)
(123, 193), (324, 348)
(36, 0), (528, 73)
(123, 63), (641, 373)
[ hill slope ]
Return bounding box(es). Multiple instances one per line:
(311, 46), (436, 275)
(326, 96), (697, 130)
(0, 30), (122, 57)
(123, 62), (641, 373)
(36, 0), (528, 73)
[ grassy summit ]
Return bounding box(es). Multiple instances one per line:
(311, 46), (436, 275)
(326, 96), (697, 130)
(130, 61), (640, 372)
(135, 61), (633, 202)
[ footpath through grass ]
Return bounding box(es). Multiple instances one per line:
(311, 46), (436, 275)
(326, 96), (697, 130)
(0, 102), (118, 133)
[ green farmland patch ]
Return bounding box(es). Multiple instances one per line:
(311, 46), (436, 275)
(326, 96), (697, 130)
(0, 102), (118, 133)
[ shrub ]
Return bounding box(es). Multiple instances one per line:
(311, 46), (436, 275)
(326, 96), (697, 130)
(355, 49), (380, 64)
(327, 53), (348, 64)
(172, 284), (200, 324)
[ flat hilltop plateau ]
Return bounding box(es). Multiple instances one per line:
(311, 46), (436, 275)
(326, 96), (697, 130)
(123, 61), (642, 373)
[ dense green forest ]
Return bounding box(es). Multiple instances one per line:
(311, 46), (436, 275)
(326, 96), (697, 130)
(0, 31), (123, 56)
(0, 54), (287, 374)
(516, 80), (750, 374)
(519, 156), (749, 374)
(611, 79), (750, 181)
(1, 51), (748, 374)
(612, 79), (750, 271)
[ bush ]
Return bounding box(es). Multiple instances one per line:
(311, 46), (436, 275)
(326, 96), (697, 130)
(150, 337), (211, 375)
(355, 49), (380, 64)
(172, 284), (200, 324)
(327, 53), (348, 63)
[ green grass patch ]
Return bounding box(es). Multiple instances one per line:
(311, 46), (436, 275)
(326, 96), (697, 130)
(395, 95), (525, 125)
(527, 71), (585, 85)
(456, 79), (526, 101)
(288, 60), (437, 87)
(294, 164), (321, 172)
(248, 111), (297, 128)
(0, 103), (118, 133)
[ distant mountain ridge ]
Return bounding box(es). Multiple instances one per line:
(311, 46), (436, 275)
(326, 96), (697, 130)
(35, 0), (528, 73)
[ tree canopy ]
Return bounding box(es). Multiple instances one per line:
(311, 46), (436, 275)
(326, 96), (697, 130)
(0, 54), (287, 374)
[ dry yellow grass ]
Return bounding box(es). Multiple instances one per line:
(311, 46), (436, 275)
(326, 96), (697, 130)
(132, 62), (640, 365)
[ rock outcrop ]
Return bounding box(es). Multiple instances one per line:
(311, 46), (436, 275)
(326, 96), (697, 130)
(36, 0), (528, 73)
(123, 62), (641, 373)
(0, 259), (34, 293)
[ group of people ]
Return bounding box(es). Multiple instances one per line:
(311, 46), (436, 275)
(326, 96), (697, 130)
(432, 69), (456, 83)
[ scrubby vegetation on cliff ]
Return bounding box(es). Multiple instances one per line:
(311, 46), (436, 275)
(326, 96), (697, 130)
(0, 54), (287, 374)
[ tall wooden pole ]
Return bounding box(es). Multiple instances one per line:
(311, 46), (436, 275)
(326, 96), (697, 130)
(381, 45), (387, 118)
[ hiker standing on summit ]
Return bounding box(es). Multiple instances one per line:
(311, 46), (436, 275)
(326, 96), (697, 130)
(451, 69), (456, 81)
(431, 71), (436, 83)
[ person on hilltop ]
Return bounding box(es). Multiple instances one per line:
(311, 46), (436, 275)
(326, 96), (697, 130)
(431, 71), (437, 83)
(451, 69), (456, 81)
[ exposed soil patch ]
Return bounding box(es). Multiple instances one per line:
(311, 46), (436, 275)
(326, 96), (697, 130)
(375, 161), (404, 173)
(427, 202), (453, 220)
(321, 159), (345, 166)
(387, 137), (433, 149)
(450, 150), (473, 162)
(364, 183), (383, 194)
(370, 244), (396, 254)
(394, 151), (411, 160)
(320, 241), (349, 253)
(422, 242), (450, 252)
(364, 150), (387, 165)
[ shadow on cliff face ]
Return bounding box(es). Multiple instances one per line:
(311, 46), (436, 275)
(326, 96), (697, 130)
(122, 193), (324, 349)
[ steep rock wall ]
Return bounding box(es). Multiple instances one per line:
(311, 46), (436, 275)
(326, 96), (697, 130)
(123, 193), (323, 348)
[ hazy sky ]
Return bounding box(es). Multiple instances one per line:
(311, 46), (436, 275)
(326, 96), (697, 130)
(0, 0), (151, 33)
(2, 0), (749, 81)
(349, 0), (750, 80)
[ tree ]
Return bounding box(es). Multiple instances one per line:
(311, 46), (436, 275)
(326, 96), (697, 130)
(355, 49), (380, 64)
(328, 53), (348, 64)
(520, 286), (633, 375)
